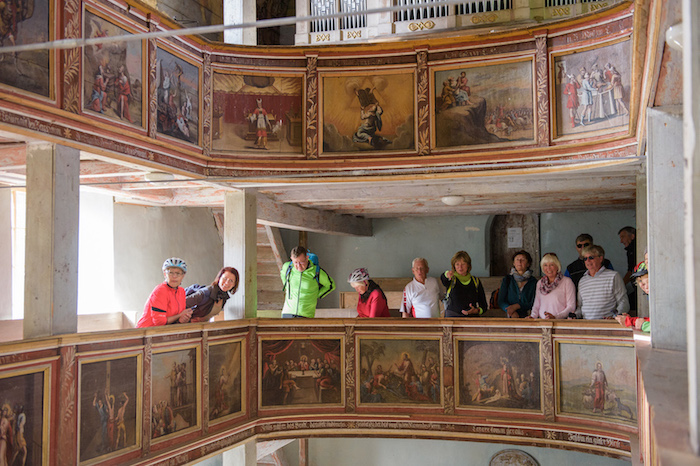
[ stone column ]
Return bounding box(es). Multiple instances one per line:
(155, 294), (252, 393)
(224, 190), (257, 319)
(683, 0), (700, 452)
(647, 107), (684, 351)
(295, 0), (310, 44)
(0, 189), (11, 320)
(23, 143), (79, 338)
(368, 0), (393, 38)
(635, 168), (649, 318)
(223, 0), (256, 45)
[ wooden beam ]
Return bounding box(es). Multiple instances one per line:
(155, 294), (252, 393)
(256, 193), (372, 237)
(264, 225), (286, 269)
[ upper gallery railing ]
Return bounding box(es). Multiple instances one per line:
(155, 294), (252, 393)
(0, 318), (637, 465)
(299, 0), (622, 44)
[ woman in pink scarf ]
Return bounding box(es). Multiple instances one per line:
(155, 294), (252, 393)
(529, 253), (576, 319)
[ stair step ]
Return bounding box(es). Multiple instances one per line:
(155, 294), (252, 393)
(257, 261), (280, 276)
(256, 227), (270, 245)
(257, 246), (278, 263)
(258, 289), (284, 304)
(258, 275), (282, 290)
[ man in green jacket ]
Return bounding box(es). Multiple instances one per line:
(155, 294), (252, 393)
(280, 246), (335, 318)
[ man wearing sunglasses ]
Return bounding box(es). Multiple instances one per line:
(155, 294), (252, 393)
(576, 245), (629, 319)
(564, 233), (613, 291)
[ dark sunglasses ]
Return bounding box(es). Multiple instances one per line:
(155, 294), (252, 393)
(583, 255), (598, 261)
(576, 242), (591, 248)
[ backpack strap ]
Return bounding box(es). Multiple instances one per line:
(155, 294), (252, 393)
(444, 276), (456, 302)
(283, 263), (292, 297)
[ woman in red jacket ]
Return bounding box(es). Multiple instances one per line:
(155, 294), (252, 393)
(348, 268), (390, 318)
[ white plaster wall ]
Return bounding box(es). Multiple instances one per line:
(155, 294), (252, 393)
(540, 210), (636, 274)
(114, 205), (223, 312)
(0, 189), (11, 319)
(78, 191), (115, 314)
(306, 438), (630, 466)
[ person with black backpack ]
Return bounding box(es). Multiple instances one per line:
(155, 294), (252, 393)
(280, 246), (335, 318)
(185, 266), (240, 322)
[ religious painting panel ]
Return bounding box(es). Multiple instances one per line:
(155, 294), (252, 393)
(432, 58), (535, 149)
(151, 345), (200, 441)
(78, 354), (141, 464)
(556, 341), (636, 425)
(259, 337), (343, 408)
(0, 365), (50, 466)
(211, 71), (304, 155)
(357, 337), (441, 406)
(321, 71), (415, 154)
(456, 339), (541, 412)
(208, 339), (244, 423)
(0, 0), (51, 97)
(552, 37), (631, 138)
(83, 9), (145, 127)
(155, 46), (200, 145)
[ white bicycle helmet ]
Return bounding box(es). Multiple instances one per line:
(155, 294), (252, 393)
(162, 257), (187, 273)
(348, 267), (370, 283)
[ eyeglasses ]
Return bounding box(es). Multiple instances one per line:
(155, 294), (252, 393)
(576, 242), (591, 249)
(583, 255), (598, 261)
(166, 270), (184, 276)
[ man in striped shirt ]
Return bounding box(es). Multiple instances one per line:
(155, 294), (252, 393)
(576, 245), (629, 319)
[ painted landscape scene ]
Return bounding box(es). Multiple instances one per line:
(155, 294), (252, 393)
(359, 338), (440, 405)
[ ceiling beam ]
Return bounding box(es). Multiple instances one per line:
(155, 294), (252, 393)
(256, 193), (372, 236)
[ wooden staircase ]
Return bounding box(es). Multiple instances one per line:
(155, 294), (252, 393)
(256, 225), (286, 311)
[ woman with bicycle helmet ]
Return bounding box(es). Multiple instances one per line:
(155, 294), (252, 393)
(348, 267), (390, 318)
(137, 257), (193, 327)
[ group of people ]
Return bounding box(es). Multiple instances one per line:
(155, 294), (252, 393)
(438, 71), (472, 111)
(137, 227), (649, 329)
(562, 62), (628, 128)
(345, 228), (649, 325)
(92, 390), (129, 454)
(136, 258), (240, 328)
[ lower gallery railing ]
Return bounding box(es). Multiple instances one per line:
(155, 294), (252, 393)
(0, 319), (638, 465)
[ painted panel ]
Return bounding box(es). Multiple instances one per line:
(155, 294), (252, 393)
(0, 365), (49, 466)
(151, 346), (200, 440)
(83, 10), (144, 127)
(456, 339), (541, 411)
(433, 59), (535, 148)
(208, 339), (244, 423)
(556, 342), (636, 425)
(78, 354), (141, 464)
(155, 47), (200, 145)
(260, 338), (343, 407)
(321, 72), (415, 154)
(552, 38), (630, 138)
(0, 0), (51, 97)
(358, 337), (441, 405)
(212, 72), (303, 155)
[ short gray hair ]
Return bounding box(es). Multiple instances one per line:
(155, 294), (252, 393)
(412, 257), (428, 268)
(582, 244), (605, 258)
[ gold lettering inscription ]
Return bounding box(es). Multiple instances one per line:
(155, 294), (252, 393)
(551, 7), (570, 16)
(589, 2), (608, 11)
